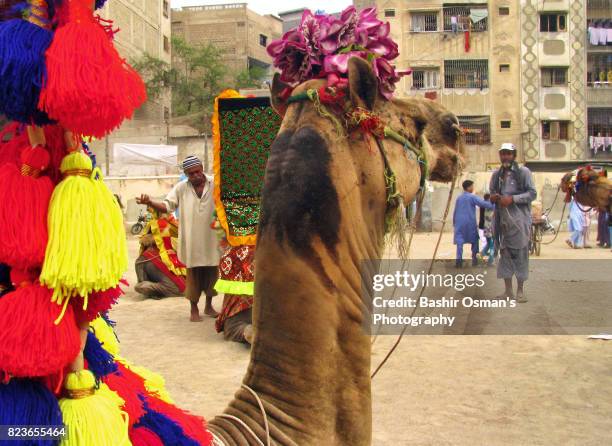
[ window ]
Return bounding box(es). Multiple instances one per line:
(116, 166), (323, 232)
(444, 60), (488, 89)
(541, 67), (567, 86)
(458, 116), (491, 144)
(542, 121), (570, 141)
(259, 34), (267, 47)
(500, 120), (511, 129)
(163, 0), (169, 18)
(499, 7), (510, 15)
(499, 64), (510, 72)
(412, 69), (440, 89)
(163, 35), (170, 53)
(540, 13), (566, 32)
(384, 9), (395, 18)
(237, 21), (245, 27)
(163, 107), (169, 122)
(411, 12), (438, 32)
(443, 5), (488, 32)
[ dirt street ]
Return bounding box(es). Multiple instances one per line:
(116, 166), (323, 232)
(111, 231), (611, 445)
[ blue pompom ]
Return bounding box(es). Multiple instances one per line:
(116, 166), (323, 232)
(0, 19), (53, 124)
(135, 402), (200, 446)
(0, 378), (63, 446)
(84, 331), (118, 381)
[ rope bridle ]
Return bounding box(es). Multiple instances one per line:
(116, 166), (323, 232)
(286, 86), (429, 230)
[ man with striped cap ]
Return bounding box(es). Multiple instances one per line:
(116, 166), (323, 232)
(137, 155), (220, 321)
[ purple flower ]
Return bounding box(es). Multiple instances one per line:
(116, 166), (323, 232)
(372, 58), (401, 100)
(266, 5), (407, 98)
(322, 51), (368, 75)
(319, 6), (359, 54)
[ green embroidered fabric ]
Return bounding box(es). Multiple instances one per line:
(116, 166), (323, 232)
(218, 97), (281, 237)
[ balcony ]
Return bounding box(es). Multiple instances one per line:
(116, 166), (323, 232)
(587, 85), (612, 107)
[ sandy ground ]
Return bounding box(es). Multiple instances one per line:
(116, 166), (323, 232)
(111, 230), (611, 445)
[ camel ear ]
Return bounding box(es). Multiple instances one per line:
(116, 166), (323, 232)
(348, 57), (378, 111)
(270, 73), (290, 117)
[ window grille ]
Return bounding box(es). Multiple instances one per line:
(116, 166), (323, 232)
(444, 60), (488, 89)
(458, 116), (491, 144)
(542, 121), (570, 141)
(411, 12), (438, 32)
(540, 14), (567, 32)
(412, 69), (440, 89)
(541, 67), (567, 86)
(443, 5), (488, 32)
(587, 109), (612, 137)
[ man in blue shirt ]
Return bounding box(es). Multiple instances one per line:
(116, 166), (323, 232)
(453, 180), (495, 267)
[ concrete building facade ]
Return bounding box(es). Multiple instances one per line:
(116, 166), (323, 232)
(356, 1), (612, 170)
(100, 0), (172, 128)
(171, 3), (282, 82)
(368, 1), (521, 171)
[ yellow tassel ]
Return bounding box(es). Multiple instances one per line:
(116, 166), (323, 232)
(89, 317), (120, 357)
(59, 370), (131, 446)
(41, 152), (127, 309)
(118, 358), (174, 404)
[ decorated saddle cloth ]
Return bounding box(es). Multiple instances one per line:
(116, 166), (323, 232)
(212, 91), (282, 247)
(211, 90), (281, 307)
(140, 213), (186, 290)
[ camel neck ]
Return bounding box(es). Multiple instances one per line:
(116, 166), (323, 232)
(208, 229), (381, 445)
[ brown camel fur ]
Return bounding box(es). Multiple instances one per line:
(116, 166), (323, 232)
(561, 169), (611, 211)
(207, 58), (464, 446)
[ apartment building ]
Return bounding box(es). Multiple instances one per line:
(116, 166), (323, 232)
(366, 1), (518, 170)
(100, 0), (172, 126)
(585, 0), (612, 162)
(356, 1), (612, 170)
(171, 3), (282, 83)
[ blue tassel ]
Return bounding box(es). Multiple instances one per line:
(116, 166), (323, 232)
(0, 19), (53, 124)
(0, 378), (63, 446)
(83, 331), (118, 382)
(134, 402), (200, 446)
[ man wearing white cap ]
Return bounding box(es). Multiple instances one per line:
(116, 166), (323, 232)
(489, 143), (537, 303)
(137, 155), (220, 321)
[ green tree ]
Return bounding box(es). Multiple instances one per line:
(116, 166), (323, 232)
(234, 66), (268, 89)
(132, 37), (227, 134)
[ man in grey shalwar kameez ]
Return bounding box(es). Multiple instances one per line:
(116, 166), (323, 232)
(489, 143), (536, 303)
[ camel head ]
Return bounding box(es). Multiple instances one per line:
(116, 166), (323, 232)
(561, 167), (611, 211)
(266, 57), (464, 259)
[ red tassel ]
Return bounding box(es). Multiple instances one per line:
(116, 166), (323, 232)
(42, 125), (69, 184)
(0, 277), (80, 377)
(129, 426), (164, 446)
(102, 362), (147, 425)
(72, 281), (126, 324)
(38, 0), (146, 138)
(144, 395), (212, 445)
(0, 146), (53, 270)
(0, 122), (27, 167)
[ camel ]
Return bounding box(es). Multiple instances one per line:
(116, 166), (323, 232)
(207, 57), (464, 446)
(561, 167), (611, 211)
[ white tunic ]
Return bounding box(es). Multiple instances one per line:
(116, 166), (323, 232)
(163, 175), (220, 268)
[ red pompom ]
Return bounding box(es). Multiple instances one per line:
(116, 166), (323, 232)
(129, 427), (164, 446)
(42, 125), (69, 184)
(0, 284), (81, 377)
(0, 149), (53, 270)
(0, 122), (28, 167)
(38, 0), (146, 137)
(20, 146), (50, 171)
(102, 362), (147, 425)
(72, 281), (126, 324)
